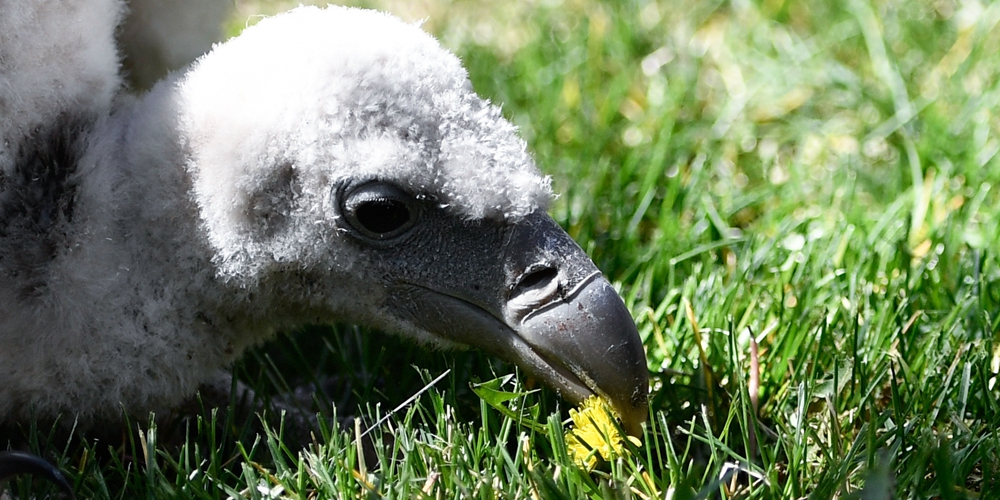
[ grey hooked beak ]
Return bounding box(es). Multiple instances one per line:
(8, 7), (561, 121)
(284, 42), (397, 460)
(385, 210), (649, 436)
(500, 212), (649, 435)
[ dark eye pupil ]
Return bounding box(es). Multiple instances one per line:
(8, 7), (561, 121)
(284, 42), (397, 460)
(355, 198), (411, 234)
(342, 182), (418, 240)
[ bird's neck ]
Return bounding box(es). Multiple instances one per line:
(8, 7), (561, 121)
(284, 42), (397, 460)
(70, 87), (298, 365)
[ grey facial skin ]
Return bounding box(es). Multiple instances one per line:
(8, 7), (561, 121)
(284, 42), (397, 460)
(340, 183), (649, 435)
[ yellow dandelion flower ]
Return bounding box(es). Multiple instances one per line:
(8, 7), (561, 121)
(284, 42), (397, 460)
(565, 396), (641, 470)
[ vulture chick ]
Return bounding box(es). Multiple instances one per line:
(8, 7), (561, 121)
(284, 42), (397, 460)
(0, 5), (648, 436)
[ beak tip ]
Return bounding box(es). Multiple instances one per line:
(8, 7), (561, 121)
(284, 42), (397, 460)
(621, 387), (649, 437)
(516, 274), (650, 437)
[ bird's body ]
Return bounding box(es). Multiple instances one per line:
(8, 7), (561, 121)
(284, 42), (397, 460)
(0, 0), (120, 171)
(0, 2), (648, 433)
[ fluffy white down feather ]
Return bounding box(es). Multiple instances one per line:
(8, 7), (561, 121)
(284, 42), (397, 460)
(0, 0), (121, 174)
(0, 4), (553, 423)
(179, 7), (552, 279)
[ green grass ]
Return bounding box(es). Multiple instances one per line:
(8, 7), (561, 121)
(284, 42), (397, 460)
(6, 0), (1000, 497)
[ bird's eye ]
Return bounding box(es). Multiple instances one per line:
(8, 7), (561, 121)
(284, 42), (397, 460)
(342, 182), (418, 240)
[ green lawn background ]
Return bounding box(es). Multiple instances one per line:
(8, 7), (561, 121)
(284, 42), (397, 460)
(8, 0), (1000, 498)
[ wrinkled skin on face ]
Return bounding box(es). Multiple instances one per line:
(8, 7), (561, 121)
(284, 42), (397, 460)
(332, 181), (649, 434)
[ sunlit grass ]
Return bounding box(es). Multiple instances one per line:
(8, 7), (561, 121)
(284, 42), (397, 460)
(6, 0), (1000, 498)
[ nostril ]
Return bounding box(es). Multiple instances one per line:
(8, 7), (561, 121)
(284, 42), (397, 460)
(516, 267), (558, 292)
(509, 266), (559, 304)
(506, 266), (562, 325)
